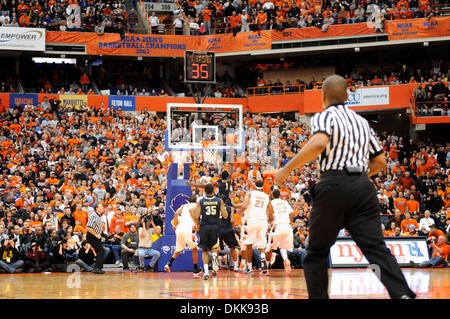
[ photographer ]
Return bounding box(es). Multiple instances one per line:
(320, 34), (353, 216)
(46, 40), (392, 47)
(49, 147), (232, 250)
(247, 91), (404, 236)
(43, 229), (58, 257)
(0, 237), (24, 273)
(120, 223), (139, 271)
(62, 232), (79, 263)
(76, 241), (97, 272)
(51, 237), (68, 272)
(419, 235), (449, 268)
(151, 206), (164, 230)
(137, 214), (160, 272)
(428, 224), (445, 242)
(23, 241), (51, 273)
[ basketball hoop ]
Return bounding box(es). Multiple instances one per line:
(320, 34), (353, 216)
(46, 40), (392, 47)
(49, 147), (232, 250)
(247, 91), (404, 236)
(201, 140), (220, 163)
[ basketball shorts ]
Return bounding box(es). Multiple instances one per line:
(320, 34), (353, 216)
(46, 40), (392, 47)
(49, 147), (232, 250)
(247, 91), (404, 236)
(244, 219), (268, 249)
(219, 226), (239, 249)
(175, 224), (197, 253)
(198, 223), (220, 251)
(266, 224), (293, 252)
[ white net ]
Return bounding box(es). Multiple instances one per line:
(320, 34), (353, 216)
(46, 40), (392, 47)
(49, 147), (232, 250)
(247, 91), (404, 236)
(201, 140), (220, 164)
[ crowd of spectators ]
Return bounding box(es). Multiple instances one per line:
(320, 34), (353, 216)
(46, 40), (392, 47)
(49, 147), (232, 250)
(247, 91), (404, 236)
(0, 0), (444, 38)
(0, 93), (448, 272)
(1, 64), (18, 94)
(0, 78), (17, 94)
(252, 62), (450, 90)
(0, 101), (170, 272)
(0, 0), (131, 35)
(22, 62), (94, 94)
(173, 0), (442, 36)
(93, 61), (169, 97)
(170, 72), (246, 97)
(250, 63), (450, 116)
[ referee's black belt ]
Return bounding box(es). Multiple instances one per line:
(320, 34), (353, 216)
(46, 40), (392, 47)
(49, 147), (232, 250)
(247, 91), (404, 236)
(321, 166), (367, 176)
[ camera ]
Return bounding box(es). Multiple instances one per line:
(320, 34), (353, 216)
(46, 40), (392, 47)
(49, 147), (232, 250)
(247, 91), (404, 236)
(138, 213), (153, 228)
(143, 215), (153, 224)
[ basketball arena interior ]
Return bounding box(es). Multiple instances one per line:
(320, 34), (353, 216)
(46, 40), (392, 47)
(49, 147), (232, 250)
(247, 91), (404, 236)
(0, 0), (449, 306)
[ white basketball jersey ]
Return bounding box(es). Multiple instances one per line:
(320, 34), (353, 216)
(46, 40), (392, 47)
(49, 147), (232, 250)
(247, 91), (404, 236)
(178, 203), (196, 226)
(246, 190), (269, 221)
(271, 198), (293, 225)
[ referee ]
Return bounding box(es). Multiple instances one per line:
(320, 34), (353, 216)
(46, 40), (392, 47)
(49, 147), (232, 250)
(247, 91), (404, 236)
(274, 75), (415, 299)
(86, 203), (106, 274)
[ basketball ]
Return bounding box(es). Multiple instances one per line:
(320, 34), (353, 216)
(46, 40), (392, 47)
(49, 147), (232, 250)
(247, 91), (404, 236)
(226, 133), (236, 145)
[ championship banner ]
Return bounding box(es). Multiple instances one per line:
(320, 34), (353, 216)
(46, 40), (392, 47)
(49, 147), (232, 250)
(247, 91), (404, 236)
(0, 27), (45, 51)
(386, 16), (450, 40)
(46, 31), (196, 57)
(59, 94), (88, 108)
(270, 22), (376, 42)
(108, 95), (136, 111)
(46, 31), (272, 56)
(9, 93), (38, 107)
(330, 237), (430, 267)
(202, 31), (272, 52)
(346, 87), (389, 107)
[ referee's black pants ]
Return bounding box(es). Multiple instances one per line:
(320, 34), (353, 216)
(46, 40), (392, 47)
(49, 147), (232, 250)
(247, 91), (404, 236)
(303, 170), (415, 299)
(87, 233), (105, 270)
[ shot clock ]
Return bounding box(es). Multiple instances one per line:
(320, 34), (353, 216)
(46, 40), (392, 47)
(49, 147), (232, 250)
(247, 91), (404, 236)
(184, 51), (216, 83)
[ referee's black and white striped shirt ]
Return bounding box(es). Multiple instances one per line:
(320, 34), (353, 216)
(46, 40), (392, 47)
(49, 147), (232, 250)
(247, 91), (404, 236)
(86, 212), (104, 237)
(310, 104), (383, 173)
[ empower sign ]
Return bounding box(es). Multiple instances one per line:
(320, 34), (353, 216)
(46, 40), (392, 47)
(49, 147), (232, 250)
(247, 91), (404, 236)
(0, 27), (45, 51)
(330, 237), (430, 267)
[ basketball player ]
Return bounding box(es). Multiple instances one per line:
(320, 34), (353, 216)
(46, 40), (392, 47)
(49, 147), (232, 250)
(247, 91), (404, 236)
(237, 215), (248, 272)
(265, 189), (295, 273)
(191, 183), (228, 280)
(164, 196), (201, 277)
(233, 180), (272, 275)
(218, 194), (240, 272)
(186, 170), (234, 271)
(186, 170), (233, 205)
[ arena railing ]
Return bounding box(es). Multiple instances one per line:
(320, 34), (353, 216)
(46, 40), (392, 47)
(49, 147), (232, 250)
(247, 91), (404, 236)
(171, 9), (437, 36)
(246, 84), (306, 96)
(415, 101), (449, 117)
(133, 4), (437, 36)
(313, 82), (323, 89)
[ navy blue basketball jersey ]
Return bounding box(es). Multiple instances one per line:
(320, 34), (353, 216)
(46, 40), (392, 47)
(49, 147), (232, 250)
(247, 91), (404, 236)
(200, 196), (222, 225)
(219, 204), (233, 228)
(218, 179), (231, 199)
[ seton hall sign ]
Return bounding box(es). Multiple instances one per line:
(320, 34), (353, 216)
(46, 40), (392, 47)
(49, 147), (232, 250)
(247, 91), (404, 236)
(330, 237), (430, 267)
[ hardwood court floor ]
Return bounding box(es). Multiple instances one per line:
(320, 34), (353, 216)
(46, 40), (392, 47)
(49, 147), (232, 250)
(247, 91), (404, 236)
(0, 268), (449, 299)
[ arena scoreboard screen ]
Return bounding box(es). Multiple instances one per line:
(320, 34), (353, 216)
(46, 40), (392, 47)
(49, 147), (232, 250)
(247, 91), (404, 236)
(184, 51), (216, 83)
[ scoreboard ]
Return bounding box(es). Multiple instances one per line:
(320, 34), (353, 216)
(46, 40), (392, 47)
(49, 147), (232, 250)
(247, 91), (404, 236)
(184, 51), (216, 83)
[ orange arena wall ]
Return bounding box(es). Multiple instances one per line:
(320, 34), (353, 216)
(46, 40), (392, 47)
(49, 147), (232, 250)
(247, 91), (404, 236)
(0, 84), (426, 116)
